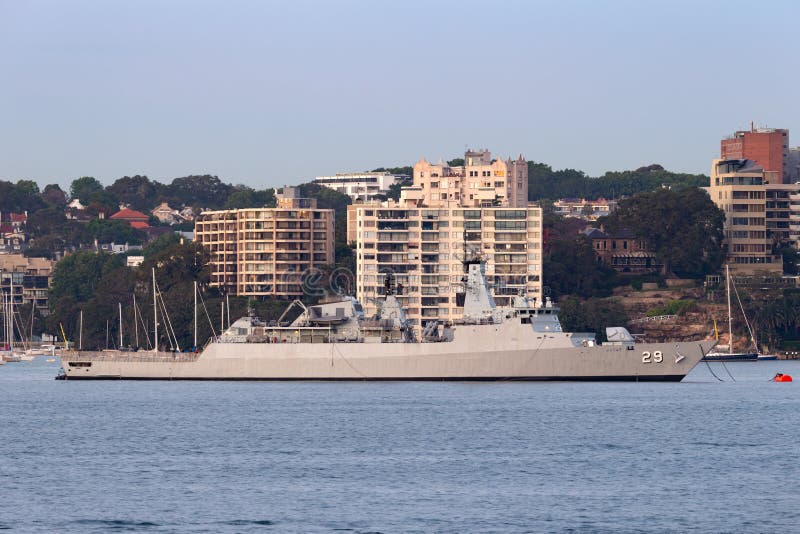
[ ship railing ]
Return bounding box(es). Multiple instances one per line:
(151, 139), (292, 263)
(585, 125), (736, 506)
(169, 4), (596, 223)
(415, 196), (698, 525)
(67, 350), (201, 362)
(629, 314), (677, 324)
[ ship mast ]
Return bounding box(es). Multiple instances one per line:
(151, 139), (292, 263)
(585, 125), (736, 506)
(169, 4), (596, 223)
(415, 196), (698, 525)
(119, 302), (123, 349)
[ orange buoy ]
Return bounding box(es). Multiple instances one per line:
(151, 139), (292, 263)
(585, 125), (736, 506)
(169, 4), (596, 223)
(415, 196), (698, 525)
(773, 373), (793, 382)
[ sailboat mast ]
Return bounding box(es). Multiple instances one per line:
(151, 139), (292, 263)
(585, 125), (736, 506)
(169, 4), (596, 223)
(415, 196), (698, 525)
(79, 310), (83, 350)
(726, 264), (733, 356)
(9, 274), (13, 348)
(194, 281), (197, 349)
(119, 302), (123, 349)
(153, 268), (158, 353)
(133, 293), (139, 348)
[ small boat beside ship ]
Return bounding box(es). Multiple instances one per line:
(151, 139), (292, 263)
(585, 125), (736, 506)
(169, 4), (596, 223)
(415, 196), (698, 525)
(58, 255), (714, 381)
(703, 265), (772, 362)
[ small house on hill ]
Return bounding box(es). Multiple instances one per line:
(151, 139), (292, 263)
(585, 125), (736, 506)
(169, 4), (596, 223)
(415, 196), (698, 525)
(583, 227), (663, 274)
(110, 208), (150, 228)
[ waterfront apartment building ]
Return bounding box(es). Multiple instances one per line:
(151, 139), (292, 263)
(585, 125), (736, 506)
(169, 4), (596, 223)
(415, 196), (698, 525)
(0, 254), (54, 315)
(349, 149), (542, 329)
(313, 172), (409, 202)
(195, 188), (335, 299)
(709, 158), (800, 274)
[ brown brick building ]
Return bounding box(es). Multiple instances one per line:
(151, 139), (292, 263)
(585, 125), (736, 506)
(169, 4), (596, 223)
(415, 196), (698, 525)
(583, 228), (663, 274)
(721, 125), (789, 183)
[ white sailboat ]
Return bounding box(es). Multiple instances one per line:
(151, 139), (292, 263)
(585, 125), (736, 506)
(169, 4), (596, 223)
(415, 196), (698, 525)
(704, 265), (759, 361)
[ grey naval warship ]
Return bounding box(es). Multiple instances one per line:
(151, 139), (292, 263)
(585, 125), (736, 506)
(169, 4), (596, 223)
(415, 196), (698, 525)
(58, 258), (714, 381)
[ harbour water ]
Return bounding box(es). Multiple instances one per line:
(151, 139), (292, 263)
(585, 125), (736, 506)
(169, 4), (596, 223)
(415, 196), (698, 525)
(1, 359), (799, 533)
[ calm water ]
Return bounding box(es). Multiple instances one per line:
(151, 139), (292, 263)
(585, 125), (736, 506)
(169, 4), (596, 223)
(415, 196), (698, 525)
(1, 359), (799, 533)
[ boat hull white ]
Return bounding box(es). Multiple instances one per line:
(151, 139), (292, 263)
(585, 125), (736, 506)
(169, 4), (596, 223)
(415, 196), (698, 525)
(59, 329), (714, 382)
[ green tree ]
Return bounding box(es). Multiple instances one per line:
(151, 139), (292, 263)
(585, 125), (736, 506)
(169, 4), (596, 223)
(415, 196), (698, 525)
(49, 251), (124, 304)
(41, 184), (68, 208)
(86, 219), (145, 244)
(166, 175), (233, 209)
(544, 232), (617, 299)
(0, 180), (46, 212)
(26, 207), (68, 238)
(16, 179), (40, 196)
(70, 176), (104, 203)
(107, 175), (161, 212)
(602, 187), (725, 278)
(224, 189), (257, 209)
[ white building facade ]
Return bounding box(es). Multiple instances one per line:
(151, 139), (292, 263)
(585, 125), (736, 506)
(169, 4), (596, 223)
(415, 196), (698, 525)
(313, 172), (409, 202)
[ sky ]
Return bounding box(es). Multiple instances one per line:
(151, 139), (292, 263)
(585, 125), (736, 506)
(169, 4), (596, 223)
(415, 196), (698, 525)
(2, 0), (799, 190)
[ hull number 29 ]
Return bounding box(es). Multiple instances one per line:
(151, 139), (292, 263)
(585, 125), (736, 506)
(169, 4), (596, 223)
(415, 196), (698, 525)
(642, 351), (663, 363)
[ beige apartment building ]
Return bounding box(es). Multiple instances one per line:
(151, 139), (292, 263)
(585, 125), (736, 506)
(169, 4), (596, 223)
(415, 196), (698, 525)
(404, 148), (529, 209)
(349, 149), (542, 329)
(0, 254), (54, 315)
(195, 189), (335, 299)
(709, 158), (800, 274)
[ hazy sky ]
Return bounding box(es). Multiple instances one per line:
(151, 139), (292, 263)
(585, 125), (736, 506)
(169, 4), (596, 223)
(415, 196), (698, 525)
(2, 0), (798, 189)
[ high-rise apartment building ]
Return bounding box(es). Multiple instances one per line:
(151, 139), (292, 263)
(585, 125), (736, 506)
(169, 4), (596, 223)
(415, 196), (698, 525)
(0, 254), (53, 316)
(349, 149), (542, 329)
(720, 124), (790, 183)
(405, 149), (528, 208)
(195, 188), (335, 299)
(709, 158), (800, 274)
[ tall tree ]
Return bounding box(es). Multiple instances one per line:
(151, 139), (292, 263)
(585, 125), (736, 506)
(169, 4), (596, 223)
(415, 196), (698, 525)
(602, 187), (725, 278)
(107, 175), (161, 212)
(41, 184), (68, 208)
(70, 176), (104, 203)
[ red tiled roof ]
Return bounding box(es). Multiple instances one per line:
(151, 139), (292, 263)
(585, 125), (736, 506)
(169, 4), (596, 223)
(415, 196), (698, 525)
(10, 213), (27, 222)
(130, 221), (150, 229)
(111, 208), (149, 221)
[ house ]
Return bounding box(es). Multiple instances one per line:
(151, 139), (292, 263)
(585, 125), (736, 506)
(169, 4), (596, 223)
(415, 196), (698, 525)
(583, 227), (663, 274)
(151, 202), (181, 225)
(179, 206), (195, 221)
(110, 208), (150, 229)
(554, 198), (618, 221)
(0, 212), (27, 253)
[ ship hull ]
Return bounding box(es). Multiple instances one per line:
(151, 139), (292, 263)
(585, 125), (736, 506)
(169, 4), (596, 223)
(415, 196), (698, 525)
(702, 352), (758, 362)
(58, 323), (714, 381)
